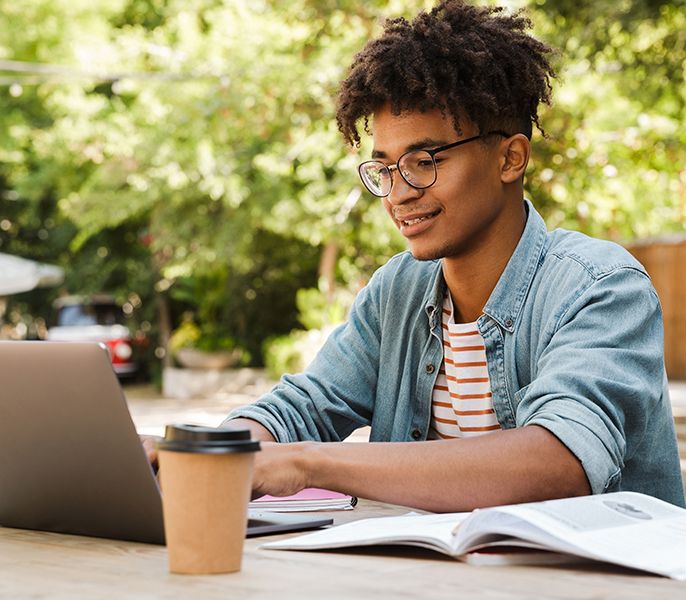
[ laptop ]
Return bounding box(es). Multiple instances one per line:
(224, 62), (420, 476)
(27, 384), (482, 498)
(0, 341), (332, 544)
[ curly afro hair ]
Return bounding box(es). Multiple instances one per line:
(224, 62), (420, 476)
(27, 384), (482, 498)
(335, 0), (556, 146)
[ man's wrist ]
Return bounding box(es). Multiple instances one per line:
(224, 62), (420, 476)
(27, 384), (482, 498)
(296, 441), (330, 490)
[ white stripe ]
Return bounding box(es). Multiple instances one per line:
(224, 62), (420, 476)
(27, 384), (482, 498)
(429, 294), (501, 440)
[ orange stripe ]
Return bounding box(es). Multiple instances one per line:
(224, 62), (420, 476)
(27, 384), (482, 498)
(453, 408), (495, 416)
(459, 424), (501, 432)
(430, 426), (458, 440)
(442, 308), (451, 315)
(444, 358), (487, 368)
(446, 375), (489, 384)
(443, 343), (485, 352)
(450, 392), (493, 400)
(434, 400), (496, 416)
(434, 385), (449, 392)
(434, 416), (458, 425)
(448, 330), (479, 337)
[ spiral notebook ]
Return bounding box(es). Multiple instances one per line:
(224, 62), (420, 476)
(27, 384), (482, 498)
(250, 488), (357, 512)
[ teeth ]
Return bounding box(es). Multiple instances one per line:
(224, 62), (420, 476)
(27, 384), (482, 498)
(403, 216), (429, 226)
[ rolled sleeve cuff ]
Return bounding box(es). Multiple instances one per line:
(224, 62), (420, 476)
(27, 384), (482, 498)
(523, 406), (624, 495)
(221, 405), (292, 443)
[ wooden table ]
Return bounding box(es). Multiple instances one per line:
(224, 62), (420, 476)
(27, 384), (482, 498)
(1, 500), (684, 599)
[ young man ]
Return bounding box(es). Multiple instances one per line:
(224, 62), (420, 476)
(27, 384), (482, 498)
(215, 1), (684, 510)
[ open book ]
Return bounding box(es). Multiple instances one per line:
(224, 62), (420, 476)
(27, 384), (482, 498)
(264, 491), (686, 580)
(250, 488), (357, 512)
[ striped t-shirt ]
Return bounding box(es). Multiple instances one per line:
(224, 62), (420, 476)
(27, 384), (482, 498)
(428, 294), (501, 440)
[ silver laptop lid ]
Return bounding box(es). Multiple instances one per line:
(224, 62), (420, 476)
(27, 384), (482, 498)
(0, 341), (334, 544)
(0, 341), (166, 544)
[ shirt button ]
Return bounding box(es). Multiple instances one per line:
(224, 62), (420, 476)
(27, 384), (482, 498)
(425, 363), (435, 374)
(505, 318), (513, 328)
(411, 428), (422, 440)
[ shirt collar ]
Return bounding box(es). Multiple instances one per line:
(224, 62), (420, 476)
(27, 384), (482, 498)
(423, 199), (547, 333)
(424, 261), (446, 330)
(482, 199), (547, 332)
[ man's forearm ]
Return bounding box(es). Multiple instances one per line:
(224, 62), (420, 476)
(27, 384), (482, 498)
(299, 425), (590, 512)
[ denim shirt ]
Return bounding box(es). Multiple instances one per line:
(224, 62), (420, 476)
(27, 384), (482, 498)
(226, 200), (685, 507)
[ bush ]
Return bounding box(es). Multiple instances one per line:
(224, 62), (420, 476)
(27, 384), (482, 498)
(263, 326), (335, 379)
(168, 315), (250, 365)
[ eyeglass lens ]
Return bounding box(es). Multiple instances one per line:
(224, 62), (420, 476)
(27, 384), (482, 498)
(359, 149), (436, 197)
(400, 151), (436, 187)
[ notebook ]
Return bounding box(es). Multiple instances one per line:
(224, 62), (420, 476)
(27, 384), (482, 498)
(0, 341), (332, 544)
(251, 488), (357, 512)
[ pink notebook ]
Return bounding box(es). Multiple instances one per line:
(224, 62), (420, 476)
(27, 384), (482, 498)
(250, 488), (357, 512)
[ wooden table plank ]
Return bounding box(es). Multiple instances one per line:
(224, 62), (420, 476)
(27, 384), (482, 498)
(1, 500), (685, 599)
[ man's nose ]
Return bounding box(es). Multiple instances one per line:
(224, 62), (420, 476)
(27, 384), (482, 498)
(385, 169), (424, 206)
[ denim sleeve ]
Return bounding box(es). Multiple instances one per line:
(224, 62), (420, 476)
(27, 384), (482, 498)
(516, 267), (665, 494)
(222, 271), (383, 443)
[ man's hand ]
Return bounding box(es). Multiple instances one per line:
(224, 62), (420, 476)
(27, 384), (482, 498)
(251, 441), (312, 498)
(140, 434), (163, 471)
(139, 419), (274, 480)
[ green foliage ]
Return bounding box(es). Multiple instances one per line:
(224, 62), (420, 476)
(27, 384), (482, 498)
(264, 327), (333, 379)
(1, 0), (685, 376)
(263, 331), (309, 379)
(167, 317), (201, 353)
(263, 284), (354, 377)
(168, 315), (240, 353)
(295, 287), (355, 330)
(525, 0), (686, 239)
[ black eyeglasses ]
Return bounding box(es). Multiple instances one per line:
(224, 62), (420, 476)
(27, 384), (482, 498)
(357, 130), (511, 197)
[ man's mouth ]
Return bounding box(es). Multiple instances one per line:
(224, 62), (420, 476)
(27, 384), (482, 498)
(396, 209), (441, 227)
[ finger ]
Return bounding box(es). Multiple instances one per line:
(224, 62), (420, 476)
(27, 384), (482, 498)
(147, 445), (159, 470)
(140, 435), (160, 470)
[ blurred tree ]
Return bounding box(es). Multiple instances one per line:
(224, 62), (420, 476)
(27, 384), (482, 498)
(0, 0), (684, 372)
(525, 0), (686, 238)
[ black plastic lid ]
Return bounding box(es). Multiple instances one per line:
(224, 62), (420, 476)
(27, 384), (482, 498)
(157, 423), (261, 454)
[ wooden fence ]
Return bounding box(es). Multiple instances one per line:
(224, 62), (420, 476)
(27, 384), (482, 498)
(625, 238), (686, 380)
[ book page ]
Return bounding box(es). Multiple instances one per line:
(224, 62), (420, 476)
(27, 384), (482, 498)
(263, 512), (470, 555)
(457, 492), (686, 580)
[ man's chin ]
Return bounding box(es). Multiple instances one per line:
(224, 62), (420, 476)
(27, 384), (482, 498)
(408, 246), (445, 261)
(408, 241), (466, 262)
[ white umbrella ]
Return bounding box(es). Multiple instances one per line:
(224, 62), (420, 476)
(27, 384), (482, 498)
(0, 253), (64, 295)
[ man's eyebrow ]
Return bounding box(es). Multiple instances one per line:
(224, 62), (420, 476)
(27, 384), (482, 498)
(371, 138), (451, 159)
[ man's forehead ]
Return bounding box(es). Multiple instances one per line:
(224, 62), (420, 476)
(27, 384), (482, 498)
(372, 105), (454, 124)
(370, 106), (473, 155)
(370, 136), (452, 159)
(371, 104), (473, 132)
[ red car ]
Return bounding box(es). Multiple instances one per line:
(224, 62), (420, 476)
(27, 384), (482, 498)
(46, 295), (142, 378)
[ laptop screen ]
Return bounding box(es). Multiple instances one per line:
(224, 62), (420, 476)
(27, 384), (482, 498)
(0, 342), (331, 544)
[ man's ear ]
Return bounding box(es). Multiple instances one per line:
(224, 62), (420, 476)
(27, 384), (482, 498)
(500, 134), (530, 183)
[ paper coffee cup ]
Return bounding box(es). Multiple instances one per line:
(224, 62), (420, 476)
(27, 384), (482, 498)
(157, 424), (260, 575)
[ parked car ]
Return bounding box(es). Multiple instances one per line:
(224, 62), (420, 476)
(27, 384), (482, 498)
(47, 295), (144, 378)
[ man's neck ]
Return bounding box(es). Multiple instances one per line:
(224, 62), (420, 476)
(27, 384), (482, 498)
(442, 200), (527, 324)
